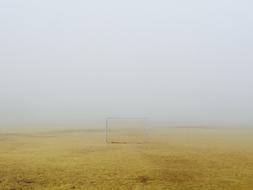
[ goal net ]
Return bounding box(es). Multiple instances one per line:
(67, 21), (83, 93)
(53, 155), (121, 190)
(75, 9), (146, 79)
(106, 117), (148, 144)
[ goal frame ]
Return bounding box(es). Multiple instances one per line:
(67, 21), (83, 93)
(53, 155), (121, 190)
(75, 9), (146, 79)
(105, 117), (148, 144)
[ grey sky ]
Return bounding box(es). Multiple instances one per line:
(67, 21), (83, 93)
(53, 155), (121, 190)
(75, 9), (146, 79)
(0, 0), (252, 124)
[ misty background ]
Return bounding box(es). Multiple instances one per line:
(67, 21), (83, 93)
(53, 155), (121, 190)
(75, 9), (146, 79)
(0, 0), (252, 124)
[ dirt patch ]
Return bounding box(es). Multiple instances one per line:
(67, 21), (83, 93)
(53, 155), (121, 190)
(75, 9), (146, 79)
(14, 177), (35, 185)
(136, 176), (152, 184)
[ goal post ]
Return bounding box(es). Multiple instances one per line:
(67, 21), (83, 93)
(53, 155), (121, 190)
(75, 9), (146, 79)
(106, 117), (148, 144)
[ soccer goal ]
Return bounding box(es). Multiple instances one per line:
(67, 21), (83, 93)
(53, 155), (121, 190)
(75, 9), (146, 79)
(106, 117), (148, 144)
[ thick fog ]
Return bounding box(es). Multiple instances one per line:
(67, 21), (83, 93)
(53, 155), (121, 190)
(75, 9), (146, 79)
(0, 0), (252, 124)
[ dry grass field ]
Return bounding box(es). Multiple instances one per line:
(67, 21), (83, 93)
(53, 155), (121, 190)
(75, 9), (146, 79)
(0, 125), (253, 190)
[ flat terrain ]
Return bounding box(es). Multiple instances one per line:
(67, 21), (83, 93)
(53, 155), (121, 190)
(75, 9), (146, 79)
(0, 125), (253, 190)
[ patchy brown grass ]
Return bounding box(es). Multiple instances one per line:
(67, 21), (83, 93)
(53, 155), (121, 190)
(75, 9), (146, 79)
(0, 126), (253, 189)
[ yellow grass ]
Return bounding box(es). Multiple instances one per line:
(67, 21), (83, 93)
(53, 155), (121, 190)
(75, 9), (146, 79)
(0, 125), (253, 190)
